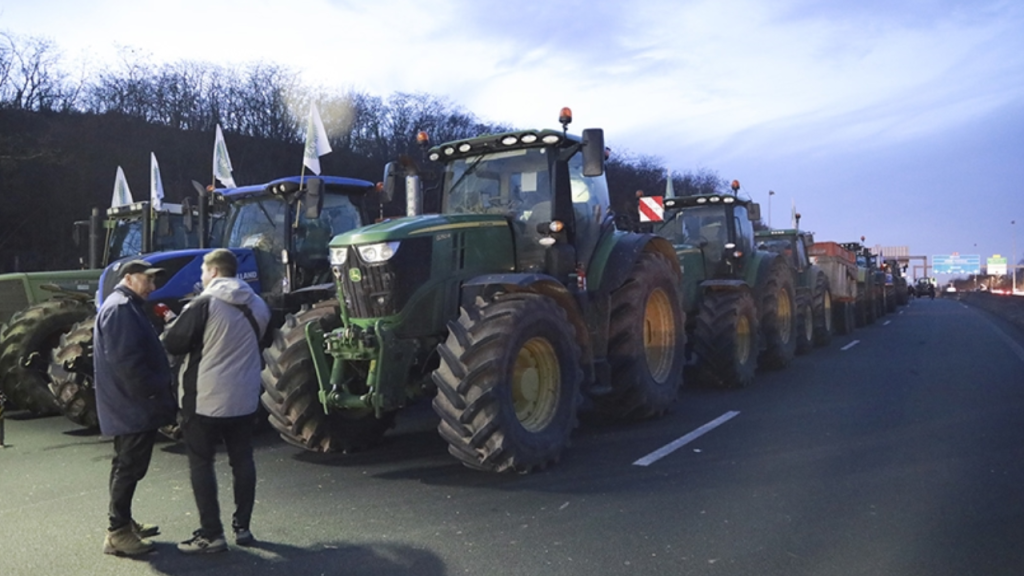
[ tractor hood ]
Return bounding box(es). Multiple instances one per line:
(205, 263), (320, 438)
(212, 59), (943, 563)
(97, 248), (260, 308)
(329, 213), (509, 247)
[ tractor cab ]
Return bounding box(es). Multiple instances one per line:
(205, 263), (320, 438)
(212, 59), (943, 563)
(655, 182), (760, 280)
(214, 176), (375, 297)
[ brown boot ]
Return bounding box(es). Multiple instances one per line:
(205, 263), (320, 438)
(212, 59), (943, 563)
(103, 524), (154, 556)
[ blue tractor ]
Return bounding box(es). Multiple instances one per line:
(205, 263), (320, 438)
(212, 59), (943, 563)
(47, 175), (383, 428)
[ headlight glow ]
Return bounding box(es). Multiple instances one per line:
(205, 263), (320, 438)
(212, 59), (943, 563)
(329, 247), (348, 265)
(358, 241), (400, 263)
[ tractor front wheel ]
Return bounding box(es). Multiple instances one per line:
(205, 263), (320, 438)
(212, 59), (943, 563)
(48, 315), (98, 428)
(594, 252), (685, 420)
(758, 260), (798, 369)
(261, 301), (395, 453)
(813, 272), (833, 347)
(694, 290), (759, 389)
(432, 293), (582, 473)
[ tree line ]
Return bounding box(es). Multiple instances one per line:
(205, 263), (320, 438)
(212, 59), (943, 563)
(0, 31), (727, 272)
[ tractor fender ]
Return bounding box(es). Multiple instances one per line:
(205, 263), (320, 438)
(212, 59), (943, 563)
(459, 273), (589, 350)
(590, 232), (681, 296)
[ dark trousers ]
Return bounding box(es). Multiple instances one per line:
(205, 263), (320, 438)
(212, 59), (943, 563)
(109, 430), (157, 530)
(182, 413), (256, 538)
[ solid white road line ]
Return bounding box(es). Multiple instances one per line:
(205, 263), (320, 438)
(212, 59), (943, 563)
(841, 340), (860, 351)
(633, 411), (740, 467)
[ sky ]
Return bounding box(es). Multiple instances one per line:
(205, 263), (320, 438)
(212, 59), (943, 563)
(3, 0), (1023, 277)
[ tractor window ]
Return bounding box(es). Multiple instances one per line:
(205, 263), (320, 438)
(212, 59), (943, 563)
(567, 154), (609, 265)
(443, 148), (551, 219)
(107, 218), (144, 262)
(294, 193), (363, 264)
(226, 197), (287, 253)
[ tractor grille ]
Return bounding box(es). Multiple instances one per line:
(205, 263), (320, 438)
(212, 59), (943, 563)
(340, 237), (432, 318)
(0, 278), (30, 324)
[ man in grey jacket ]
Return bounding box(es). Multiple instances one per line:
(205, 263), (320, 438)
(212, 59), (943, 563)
(162, 249), (271, 554)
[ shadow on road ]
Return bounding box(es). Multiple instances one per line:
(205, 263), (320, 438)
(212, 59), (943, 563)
(139, 539), (447, 576)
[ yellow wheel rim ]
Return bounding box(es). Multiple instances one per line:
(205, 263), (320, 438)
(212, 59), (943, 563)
(644, 287), (676, 382)
(736, 312), (752, 365)
(777, 287), (792, 342)
(512, 337), (560, 432)
(822, 292), (832, 332)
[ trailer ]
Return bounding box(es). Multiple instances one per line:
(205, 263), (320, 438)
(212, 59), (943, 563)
(809, 241), (857, 335)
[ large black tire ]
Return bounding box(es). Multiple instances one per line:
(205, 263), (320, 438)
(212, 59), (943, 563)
(813, 271), (833, 347)
(885, 286), (897, 313)
(432, 293), (582, 473)
(47, 315), (98, 428)
(757, 260), (797, 369)
(694, 290), (759, 388)
(795, 293), (814, 356)
(833, 301), (854, 336)
(0, 298), (93, 414)
(593, 252), (685, 420)
(261, 301), (396, 453)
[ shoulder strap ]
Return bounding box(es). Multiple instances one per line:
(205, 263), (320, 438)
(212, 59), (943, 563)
(230, 303), (262, 344)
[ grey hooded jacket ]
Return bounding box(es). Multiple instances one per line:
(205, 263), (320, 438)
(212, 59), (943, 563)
(162, 276), (271, 418)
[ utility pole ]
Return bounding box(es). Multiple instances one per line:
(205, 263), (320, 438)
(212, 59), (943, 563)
(1013, 220), (1017, 294)
(768, 190), (775, 227)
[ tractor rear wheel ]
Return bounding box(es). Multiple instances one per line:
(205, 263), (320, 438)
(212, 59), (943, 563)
(433, 293), (582, 473)
(694, 290), (759, 388)
(758, 260), (797, 369)
(833, 301), (854, 335)
(0, 299), (92, 415)
(48, 315), (98, 428)
(813, 272), (833, 347)
(594, 252), (684, 420)
(261, 301), (395, 453)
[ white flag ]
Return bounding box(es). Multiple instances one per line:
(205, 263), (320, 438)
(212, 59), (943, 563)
(665, 169), (675, 198)
(213, 124), (237, 188)
(112, 166), (134, 207)
(150, 152), (165, 211)
(303, 103), (333, 175)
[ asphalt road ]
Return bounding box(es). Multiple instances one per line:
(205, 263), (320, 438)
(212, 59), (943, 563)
(2, 295), (1023, 576)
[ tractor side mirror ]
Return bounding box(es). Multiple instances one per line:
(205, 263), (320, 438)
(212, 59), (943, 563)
(304, 177), (324, 219)
(747, 203), (761, 222)
(581, 128), (605, 177)
(381, 161), (398, 203)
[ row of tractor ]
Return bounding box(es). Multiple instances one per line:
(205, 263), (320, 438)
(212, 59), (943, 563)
(0, 110), (907, 473)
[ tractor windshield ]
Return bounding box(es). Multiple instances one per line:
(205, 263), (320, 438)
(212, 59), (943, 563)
(658, 205), (729, 256)
(443, 148), (552, 220)
(105, 213), (200, 263)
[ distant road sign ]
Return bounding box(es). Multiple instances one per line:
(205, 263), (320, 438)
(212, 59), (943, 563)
(932, 254), (981, 275)
(987, 255), (1008, 276)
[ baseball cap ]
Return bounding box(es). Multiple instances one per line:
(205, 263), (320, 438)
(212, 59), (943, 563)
(119, 259), (165, 279)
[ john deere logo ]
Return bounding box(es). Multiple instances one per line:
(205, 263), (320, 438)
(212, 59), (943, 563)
(348, 268), (362, 283)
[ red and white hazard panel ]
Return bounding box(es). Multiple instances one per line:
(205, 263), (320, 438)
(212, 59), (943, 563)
(638, 196), (664, 222)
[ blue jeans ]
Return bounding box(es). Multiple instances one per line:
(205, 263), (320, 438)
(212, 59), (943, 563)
(181, 413), (256, 537)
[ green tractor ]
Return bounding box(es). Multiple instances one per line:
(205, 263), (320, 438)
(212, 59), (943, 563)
(0, 199), (207, 415)
(641, 182), (798, 389)
(839, 241), (883, 326)
(260, 109), (686, 473)
(754, 227), (833, 352)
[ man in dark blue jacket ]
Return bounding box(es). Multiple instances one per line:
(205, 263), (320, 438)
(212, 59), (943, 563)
(94, 259), (176, 556)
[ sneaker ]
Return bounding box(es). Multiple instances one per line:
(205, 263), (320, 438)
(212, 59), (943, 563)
(132, 519), (160, 538)
(177, 531), (227, 554)
(103, 524), (155, 556)
(234, 527), (255, 546)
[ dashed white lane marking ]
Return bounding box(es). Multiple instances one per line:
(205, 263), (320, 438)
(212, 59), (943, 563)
(841, 340), (860, 351)
(883, 320), (892, 326)
(633, 411), (740, 467)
